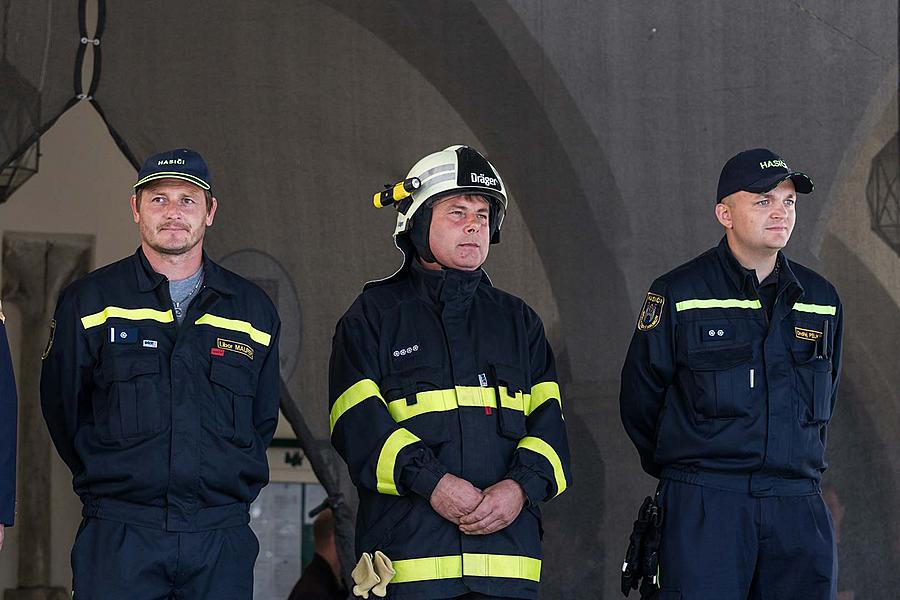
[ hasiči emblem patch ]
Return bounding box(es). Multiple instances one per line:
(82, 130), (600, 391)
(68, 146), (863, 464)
(637, 293), (665, 331)
(216, 337), (254, 360)
(794, 327), (822, 342)
(42, 319), (57, 360)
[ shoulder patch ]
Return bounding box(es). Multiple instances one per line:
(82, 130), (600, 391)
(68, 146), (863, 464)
(42, 319), (56, 360)
(637, 293), (665, 331)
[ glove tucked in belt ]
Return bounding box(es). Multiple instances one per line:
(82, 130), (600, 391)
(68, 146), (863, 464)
(352, 551), (395, 598)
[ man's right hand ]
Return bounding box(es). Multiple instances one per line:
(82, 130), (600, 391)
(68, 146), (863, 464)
(430, 474), (483, 524)
(0, 524), (5, 552)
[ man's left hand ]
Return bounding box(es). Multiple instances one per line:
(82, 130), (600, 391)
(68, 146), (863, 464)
(458, 479), (525, 535)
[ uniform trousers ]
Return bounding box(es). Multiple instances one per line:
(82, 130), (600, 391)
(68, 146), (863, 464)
(71, 517), (259, 600)
(656, 478), (836, 600)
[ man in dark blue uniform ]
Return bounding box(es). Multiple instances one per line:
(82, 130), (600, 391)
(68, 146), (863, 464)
(0, 300), (17, 552)
(620, 148), (843, 599)
(41, 149), (281, 599)
(330, 146), (571, 599)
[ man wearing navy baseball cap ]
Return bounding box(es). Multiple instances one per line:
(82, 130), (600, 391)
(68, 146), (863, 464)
(620, 148), (843, 598)
(42, 148), (282, 599)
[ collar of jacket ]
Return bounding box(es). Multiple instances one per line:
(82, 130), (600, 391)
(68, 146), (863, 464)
(715, 236), (802, 301)
(132, 247), (236, 296)
(409, 258), (484, 306)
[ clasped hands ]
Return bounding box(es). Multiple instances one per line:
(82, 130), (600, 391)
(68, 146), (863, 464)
(429, 473), (525, 535)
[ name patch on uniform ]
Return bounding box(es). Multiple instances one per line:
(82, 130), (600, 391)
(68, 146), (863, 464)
(795, 327), (822, 341)
(637, 293), (665, 331)
(216, 337), (253, 360)
(142, 339), (158, 348)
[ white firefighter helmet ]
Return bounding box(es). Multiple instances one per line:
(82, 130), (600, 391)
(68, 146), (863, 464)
(394, 145), (508, 244)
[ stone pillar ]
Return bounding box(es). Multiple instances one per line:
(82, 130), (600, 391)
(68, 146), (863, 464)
(2, 232), (92, 600)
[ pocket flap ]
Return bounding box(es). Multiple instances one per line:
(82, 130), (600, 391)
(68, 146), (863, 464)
(103, 352), (160, 382)
(210, 360), (257, 396)
(381, 366), (441, 402)
(687, 344), (752, 371)
(492, 363), (526, 392)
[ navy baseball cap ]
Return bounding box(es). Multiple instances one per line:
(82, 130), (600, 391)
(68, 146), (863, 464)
(134, 148), (211, 191)
(716, 148), (813, 203)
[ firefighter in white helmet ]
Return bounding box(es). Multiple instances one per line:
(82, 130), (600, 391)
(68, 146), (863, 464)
(330, 145), (571, 599)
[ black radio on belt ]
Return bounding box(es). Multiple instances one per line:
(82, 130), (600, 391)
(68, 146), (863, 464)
(621, 494), (663, 598)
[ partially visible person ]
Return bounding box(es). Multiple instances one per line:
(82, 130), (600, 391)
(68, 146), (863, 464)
(0, 300), (17, 552)
(287, 508), (346, 600)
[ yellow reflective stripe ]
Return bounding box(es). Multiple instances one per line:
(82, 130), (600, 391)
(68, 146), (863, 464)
(392, 555), (462, 584)
(392, 554), (541, 584)
(463, 553), (542, 582)
(194, 313), (271, 346)
(792, 302), (837, 315)
(376, 428), (420, 495)
(528, 381), (562, 414)
(386, 385), (539, 422)
(81, 306), (174, 329)
(518, 436), (567, 497)
(675, 298), (762, 312)
(330, 379), (383, 432)
(387, 388), (483, 421)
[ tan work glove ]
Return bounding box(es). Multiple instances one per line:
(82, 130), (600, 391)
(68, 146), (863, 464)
(371, 551), (395, 597)
(351, 552), (380, 599)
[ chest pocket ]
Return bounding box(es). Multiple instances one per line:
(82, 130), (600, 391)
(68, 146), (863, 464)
(789, 326), (833, 424)
(209, 359), (258, 447)
(493, 364), (528, 440)
(99, 350), (162, 441)
(686, 344), (753, 419)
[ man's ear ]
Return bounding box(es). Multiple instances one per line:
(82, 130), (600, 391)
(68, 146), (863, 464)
(206, 196), (218, 226)
(715, 200), (732, 229)
(130, 194), (140, 224)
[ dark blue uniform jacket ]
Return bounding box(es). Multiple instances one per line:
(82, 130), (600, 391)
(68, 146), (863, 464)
(329, 262), (571, 600)
(41, 248), (281, 531)
(1, 315), (17, 526)
(620, 238), (843, 495)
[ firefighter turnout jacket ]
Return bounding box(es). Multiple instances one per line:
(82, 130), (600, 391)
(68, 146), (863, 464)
(620, 238), (843, 492)
(330, 261), (571, 599)
(41, 248), (281, 531)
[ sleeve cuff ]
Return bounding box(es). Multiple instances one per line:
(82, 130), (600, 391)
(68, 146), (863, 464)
(505, 465), (549, 506)
(401, 449), (448, 499)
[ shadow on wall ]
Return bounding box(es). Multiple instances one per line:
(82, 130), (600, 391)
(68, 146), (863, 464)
(821, 235), (900, 597)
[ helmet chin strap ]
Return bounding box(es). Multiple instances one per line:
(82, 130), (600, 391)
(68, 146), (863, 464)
(408, 204), (450, 269)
